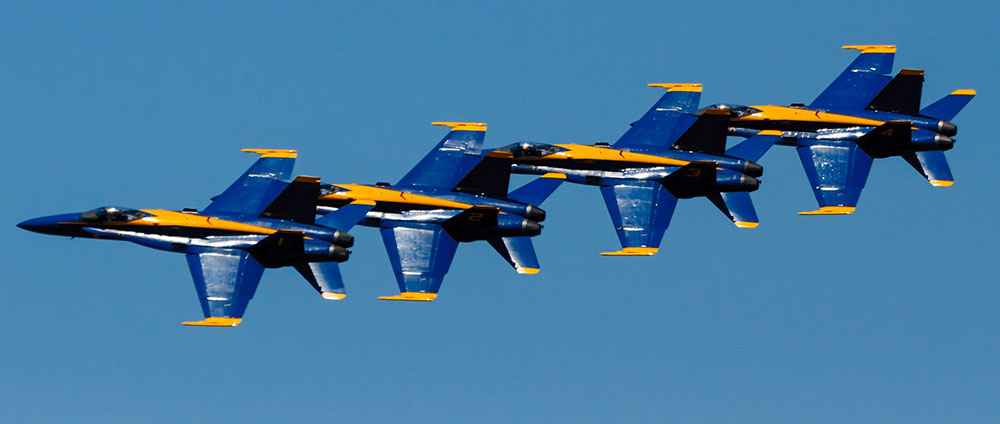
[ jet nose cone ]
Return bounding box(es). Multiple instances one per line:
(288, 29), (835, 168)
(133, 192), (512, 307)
(17, 217), (49, 233)
(17, 213), (81, 236)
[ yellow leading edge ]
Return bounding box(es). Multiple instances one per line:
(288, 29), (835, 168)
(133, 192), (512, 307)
(321, 293), (347, 300)
(432, 121), (487, 132)
(378, 292), (438, 302)
(601, 247), (659, 256)
(734, 221), (759, 228)
(182, 317), (242, 327)
(241, 148), (298, 158)
(647, 83), (703, 92)
(798, 206), (856, 215)
(516, 267), (541, 275)
(842, 44), (896, 54)
(951, 89), (976, 96)
(929, 180), (954, 187)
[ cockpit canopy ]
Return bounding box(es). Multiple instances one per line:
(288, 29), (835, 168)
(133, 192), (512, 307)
(705, 104), (762, 118)
(494, 142), (568, 158)
(79, 207), (150, 223)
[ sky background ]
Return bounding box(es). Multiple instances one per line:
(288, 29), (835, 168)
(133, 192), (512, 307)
(2, 1), (998, 422)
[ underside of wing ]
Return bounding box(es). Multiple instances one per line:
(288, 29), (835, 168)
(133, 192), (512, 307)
(183, 248), (266, 327)
(377, 223), (459, 301)
(599, 181), (678, 256)
(795, 141), (874, 215)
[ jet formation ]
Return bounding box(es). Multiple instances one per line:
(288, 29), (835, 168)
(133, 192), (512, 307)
(18, 45), (975, 326)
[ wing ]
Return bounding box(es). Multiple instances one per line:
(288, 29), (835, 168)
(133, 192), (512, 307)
(202, 149), (296, 217)
(795, 141), (875, 215)
(182, 248), (266, 327)
(613, 84), (702, 150)
(395, 122), (487, 190)
(809, 45), (895, 111)
(376, 223), (459, 301)
(598, 181), (678, 256)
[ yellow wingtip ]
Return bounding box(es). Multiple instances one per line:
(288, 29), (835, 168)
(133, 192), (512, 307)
(929, 180), (954, 187)
(757, 130), (783, 136)
(735, 221), (759, 229)
(600, 247), (658, 256)
(378, 292), (438, 302)
(950, 89), (976, 96)
(242, 148), (297, 158)
(432, 122), (487, 131)
(321, 293), (347, 300)
(798, 206), (856, 215)
(842, 44), (896, 54)
(647, 83), (702, 92)
(516, 267), (541, 275)
(540, 172), (567, 180)
(182, 317), (242, 327)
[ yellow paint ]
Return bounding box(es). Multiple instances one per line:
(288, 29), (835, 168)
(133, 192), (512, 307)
(431, 121), (487, 132)
(241, 148), (297, 158)
(842, 44), (896, 54)
(321, 293), (347, 300)
(797, 206), (856, 215)
(738, 105), (885, 127)
(757, 130), (783, 136)
(322, 184), (473, 209)
(378, 292), (438, 302)
(516, 267), (540, 275)
(182, 317), (242, 327)
(647, 83), (703, 92)
(540, 172), (567, 180)
(701, 108), (731, 116)
(600, 247), (658, 256)
(950, 89), (976, 96)
(929, 180), (954, 187)
(132, 209), (277, 234)
(734, 221), (759, 228)
(350, 199), (377, 206)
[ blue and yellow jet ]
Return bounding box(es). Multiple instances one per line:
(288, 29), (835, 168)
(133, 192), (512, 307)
(17, 149), (373, 327)
(317, 122), (563, 301)
(721, 45), (975, 215)
(485, 84), (782, 256)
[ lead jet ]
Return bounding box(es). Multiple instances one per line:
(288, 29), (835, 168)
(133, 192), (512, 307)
(17, 149), (373, 327)
(721, 44), (975, 215)
(484, 84), (781, 256)
(317, 122), (563, 301)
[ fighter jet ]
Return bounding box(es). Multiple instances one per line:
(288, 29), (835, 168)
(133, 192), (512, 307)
(317, 122), (562, 301)
(17, 149), (372, 327)
(483, 84), (781, 256)
(721, 45), (975, 215)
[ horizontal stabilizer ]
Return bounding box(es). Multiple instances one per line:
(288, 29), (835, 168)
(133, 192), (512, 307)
(259, 176), (321, 224)
(487, 236), (540, 274)
(295, 262), (347, 300)
(725, 130), (782, 162)
(919, 90), (975, 121)
(708, 192), (759, 228)
(866, 69), (924, 115)
(315, 200), (375, 231)
(507, 173), (565, 206)
(902, 150), (954, 187)
(669, 108), (732, 155)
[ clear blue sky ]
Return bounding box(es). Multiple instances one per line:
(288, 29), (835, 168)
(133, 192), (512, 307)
(2, 1), (997, 422)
